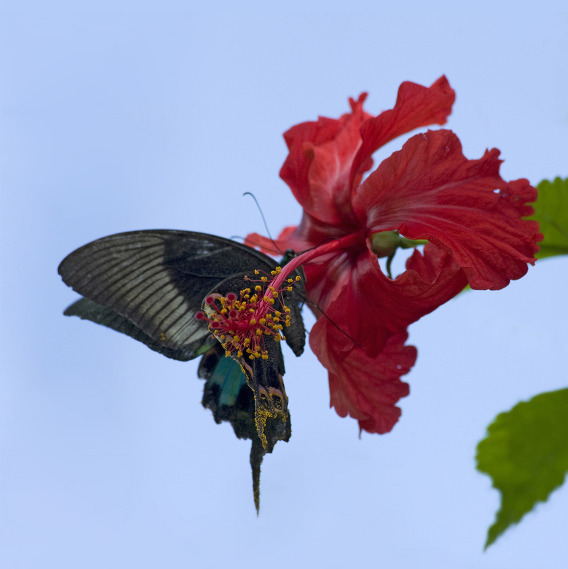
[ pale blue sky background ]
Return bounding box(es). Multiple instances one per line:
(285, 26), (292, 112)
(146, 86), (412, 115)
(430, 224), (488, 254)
(1, 4), (567, 568)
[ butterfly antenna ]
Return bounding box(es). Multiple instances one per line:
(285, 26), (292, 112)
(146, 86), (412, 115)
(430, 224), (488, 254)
(304, 299), (363, 349)
(243, 192), (282, 255)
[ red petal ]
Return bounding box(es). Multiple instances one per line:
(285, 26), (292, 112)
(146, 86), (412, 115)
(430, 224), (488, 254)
(354, 129), (541, 290)
(303, 243), (466, 434)
(244, 208), (358, 258)
(304, 244), (467, 357)
(349, 76), (455, 190)
(244, 229), (295, 256)
(279, 94), (371, 226)
(244, 215), (329, 257)
(310, 319), (416, 434)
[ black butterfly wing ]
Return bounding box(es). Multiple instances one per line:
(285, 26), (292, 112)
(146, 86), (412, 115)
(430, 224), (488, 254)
(64, 297), (210, 361)
(198, 340), (291, 456)
(205, 271), (292, 439)
(202, 271), (296, 512)
(198, 342), (254, 436)
(59, 230), (306, 513)
(58, 230), (304, 360)
(198, 341), (292, 514)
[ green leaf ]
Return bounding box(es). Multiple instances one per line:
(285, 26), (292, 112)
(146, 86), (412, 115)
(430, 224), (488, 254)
(531, 177), (568, 259)
(476, 389), (568, 548)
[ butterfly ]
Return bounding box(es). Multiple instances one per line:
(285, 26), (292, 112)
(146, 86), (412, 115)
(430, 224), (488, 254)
(58, 230), (305, 511)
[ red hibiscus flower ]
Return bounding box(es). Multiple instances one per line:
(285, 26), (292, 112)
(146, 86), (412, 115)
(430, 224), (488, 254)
(246, 76), (541, 434)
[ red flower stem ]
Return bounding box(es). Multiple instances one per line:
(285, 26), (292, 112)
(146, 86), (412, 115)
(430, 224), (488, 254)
(270, 232), (362, 291)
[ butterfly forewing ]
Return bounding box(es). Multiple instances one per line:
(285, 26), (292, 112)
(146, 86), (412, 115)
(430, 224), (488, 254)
(59, 230), (305, 361)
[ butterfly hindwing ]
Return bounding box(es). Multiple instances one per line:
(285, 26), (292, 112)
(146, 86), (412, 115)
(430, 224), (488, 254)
(64, 297), (213, 361)
(198, 340), (291, 514)
(207, 272), (291, 440)
(201, 271), (297, 513)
